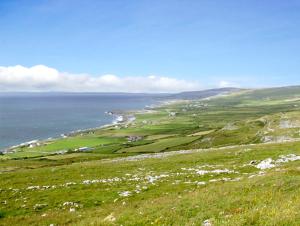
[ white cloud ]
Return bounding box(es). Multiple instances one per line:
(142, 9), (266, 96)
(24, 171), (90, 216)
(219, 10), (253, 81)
(218, 80), (240, 88)
(0, 65), (201, 93)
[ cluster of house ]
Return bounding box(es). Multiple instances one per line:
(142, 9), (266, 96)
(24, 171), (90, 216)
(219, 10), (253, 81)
(0, 149), (14, 155)
(1, 134), (143, 156)
(55, 147), (95, 155)
(15, 140), (41, 148)
(127, 136), (143, 142)
(1, 140), (43, 155)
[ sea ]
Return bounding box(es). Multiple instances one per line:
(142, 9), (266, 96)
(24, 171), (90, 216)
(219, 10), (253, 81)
(0, 92), (166, 150)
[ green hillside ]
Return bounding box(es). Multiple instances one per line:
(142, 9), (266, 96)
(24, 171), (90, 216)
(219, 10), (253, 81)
(2, 86), (300, 225)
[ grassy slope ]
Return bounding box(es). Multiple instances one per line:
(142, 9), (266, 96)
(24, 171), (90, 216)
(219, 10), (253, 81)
(1, 141), (300, 225)
(2, 86), (300, 225)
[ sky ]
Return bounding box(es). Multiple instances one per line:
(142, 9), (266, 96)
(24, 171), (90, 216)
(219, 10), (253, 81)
(0, 0), (300, 92)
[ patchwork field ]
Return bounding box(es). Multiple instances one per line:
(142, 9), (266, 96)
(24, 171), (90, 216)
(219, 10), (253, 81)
(2, 86), (300, 225)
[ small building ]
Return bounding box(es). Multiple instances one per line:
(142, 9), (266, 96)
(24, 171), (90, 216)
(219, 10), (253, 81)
(169, 112), (177, 117)
(75, 147), (94, 152)
(55, 150), (68, 155)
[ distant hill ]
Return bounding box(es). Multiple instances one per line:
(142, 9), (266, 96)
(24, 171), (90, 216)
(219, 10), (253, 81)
(168, 87), (241, 100)
(198, 85), (300, 107)
(241, 86), (300, 100)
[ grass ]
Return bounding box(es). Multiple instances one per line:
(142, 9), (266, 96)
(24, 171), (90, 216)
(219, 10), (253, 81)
(2, 86), (300, 225)
(22, 136), (125, 152)
(145, 134), (177, 140)
(2, 141), (300, 225)
(117, 136), (199, 153)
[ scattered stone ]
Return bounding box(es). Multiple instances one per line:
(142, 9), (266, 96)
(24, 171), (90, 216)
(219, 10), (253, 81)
(255, 154), (300, 170)
(27, 186), (40, 190)
(197, 181), (206, 185)
(34, 203), (47, 210)
(222, 123), (238, 131)
(276, 154), (300, 163)
(65, 182), (76, 186)
(69, 208), (75, 212)
(119, 191), (131, 197)
(104, 213), (116, 222)
(279, 120), (300, 129)
(62, 202), (79, 207)
(203, 219), (212, 226)
(256, 158), (275, 170)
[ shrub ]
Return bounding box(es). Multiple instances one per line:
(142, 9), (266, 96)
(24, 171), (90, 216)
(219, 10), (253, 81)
(0, 210), (5, 218)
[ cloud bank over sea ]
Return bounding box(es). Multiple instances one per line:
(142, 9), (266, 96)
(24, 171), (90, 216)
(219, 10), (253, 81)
(0, 65), (202, 93)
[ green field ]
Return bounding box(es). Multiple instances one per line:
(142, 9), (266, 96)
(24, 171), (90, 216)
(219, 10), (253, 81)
(2, 86), (300, 225)
(117, 136), (199, 153)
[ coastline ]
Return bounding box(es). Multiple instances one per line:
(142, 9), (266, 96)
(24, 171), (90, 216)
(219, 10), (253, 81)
(2, 98), (186, 152)
(1, 102), (158, 152)
(2, 112), (133, 152)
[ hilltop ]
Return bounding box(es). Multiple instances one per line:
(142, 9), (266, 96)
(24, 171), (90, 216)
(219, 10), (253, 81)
(167, 87), (242, 100)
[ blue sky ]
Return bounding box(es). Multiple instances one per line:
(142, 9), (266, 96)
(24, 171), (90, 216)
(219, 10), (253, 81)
(0, 0), (300, 92)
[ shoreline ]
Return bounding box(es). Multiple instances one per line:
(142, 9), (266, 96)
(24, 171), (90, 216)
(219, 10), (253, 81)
(1, 102), (160, 152)
(2, 112), (134, 152)
(1, 98), (186, 152)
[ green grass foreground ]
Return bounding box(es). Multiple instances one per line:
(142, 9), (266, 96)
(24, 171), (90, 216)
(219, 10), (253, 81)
(2, 86), (300, 225)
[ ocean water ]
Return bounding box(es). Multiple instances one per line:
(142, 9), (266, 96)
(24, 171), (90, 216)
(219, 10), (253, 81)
(0, 93), (163, 150)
